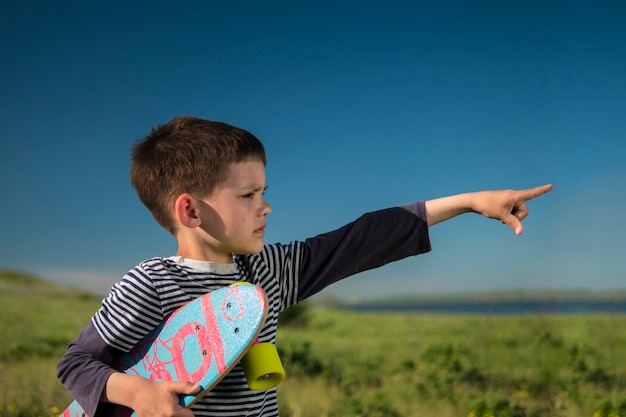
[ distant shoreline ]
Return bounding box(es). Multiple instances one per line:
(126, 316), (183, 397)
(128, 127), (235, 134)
(338, 296), (626, 315)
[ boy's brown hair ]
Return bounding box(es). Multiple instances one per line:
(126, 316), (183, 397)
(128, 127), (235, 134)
(130, 116), (266, 234)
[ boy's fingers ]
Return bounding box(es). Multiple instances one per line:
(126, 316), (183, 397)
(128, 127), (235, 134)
(159, 382), (200, 416)
(519, 183), (553, 201)
(501, 213), (524, 236)
(506, 184), (552, 235)
(174, 382), (201, 395)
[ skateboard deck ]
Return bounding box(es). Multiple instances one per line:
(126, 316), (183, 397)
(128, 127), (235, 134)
(60, 282), (270, 417)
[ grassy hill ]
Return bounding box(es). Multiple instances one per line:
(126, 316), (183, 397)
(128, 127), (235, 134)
(0, 269), (102, 416)
(2, 269), (626, 417)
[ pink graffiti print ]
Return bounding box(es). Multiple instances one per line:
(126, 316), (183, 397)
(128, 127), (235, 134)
(128, 285), (250, 383)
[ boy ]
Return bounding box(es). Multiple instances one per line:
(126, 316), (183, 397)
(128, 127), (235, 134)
(57, 116), (552, 417)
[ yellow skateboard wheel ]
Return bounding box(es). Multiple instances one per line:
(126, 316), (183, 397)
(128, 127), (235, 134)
(241, 342), (285, 390)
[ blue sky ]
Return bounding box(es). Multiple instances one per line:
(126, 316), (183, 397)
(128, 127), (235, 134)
(1, 1), (624, 298)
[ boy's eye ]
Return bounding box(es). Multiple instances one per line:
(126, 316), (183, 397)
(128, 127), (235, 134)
(242, 187), (266, 199)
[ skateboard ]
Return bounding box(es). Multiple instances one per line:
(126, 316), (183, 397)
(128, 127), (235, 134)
(60, 282), (285, 417)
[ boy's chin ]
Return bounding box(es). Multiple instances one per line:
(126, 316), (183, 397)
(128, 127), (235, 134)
(234, 247), (264, 256)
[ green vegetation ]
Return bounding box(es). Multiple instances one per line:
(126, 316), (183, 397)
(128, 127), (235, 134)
(276, 309), (626, 417)
(2, 269), (626, 417)
(0, 269), (101, 417)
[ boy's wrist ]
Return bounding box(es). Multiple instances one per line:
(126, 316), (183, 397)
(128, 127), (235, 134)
(102, 372), (152, 409)
(425, 193), (474, 226)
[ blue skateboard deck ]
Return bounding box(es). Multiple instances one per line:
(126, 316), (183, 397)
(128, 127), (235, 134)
(60, 283), (268, 417)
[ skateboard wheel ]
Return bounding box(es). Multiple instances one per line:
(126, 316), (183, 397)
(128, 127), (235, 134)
(241, 342), (285, 390)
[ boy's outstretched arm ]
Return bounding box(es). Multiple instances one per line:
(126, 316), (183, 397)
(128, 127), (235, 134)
(425, 184), (553, 235)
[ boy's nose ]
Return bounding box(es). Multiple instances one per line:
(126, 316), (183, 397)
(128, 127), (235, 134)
(262, 200), (272, 216)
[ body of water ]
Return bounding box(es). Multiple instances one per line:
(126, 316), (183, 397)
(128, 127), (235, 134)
(341, 298), (625, 315)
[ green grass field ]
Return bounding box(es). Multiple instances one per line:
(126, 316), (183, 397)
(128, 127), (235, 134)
(276, 309), (626, 417)
(0, 270), (102, 417)
(1, 269), (625, 417)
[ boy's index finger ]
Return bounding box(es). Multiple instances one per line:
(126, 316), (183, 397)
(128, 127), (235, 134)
(519, 183), (553, 202)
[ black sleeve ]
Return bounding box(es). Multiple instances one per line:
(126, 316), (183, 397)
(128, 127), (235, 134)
(57, 321), (121, 417)
(296, 202), (431, 300)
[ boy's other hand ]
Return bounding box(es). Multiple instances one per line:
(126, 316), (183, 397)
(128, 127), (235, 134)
(108, 375), (200, 417)
(138, 380), (200, 417)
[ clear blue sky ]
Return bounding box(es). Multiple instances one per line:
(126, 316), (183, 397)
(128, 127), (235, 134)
(1, 1), (624, 298)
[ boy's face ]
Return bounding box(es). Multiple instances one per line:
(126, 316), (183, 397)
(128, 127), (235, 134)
(193, 160), (271, 262)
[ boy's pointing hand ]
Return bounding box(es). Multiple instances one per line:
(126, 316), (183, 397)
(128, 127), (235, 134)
(471, 184), (553, 236)
(425, 183), (553, 235)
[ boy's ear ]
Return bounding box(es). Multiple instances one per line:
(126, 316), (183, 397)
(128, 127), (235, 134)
(174, 193), (201, 228)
